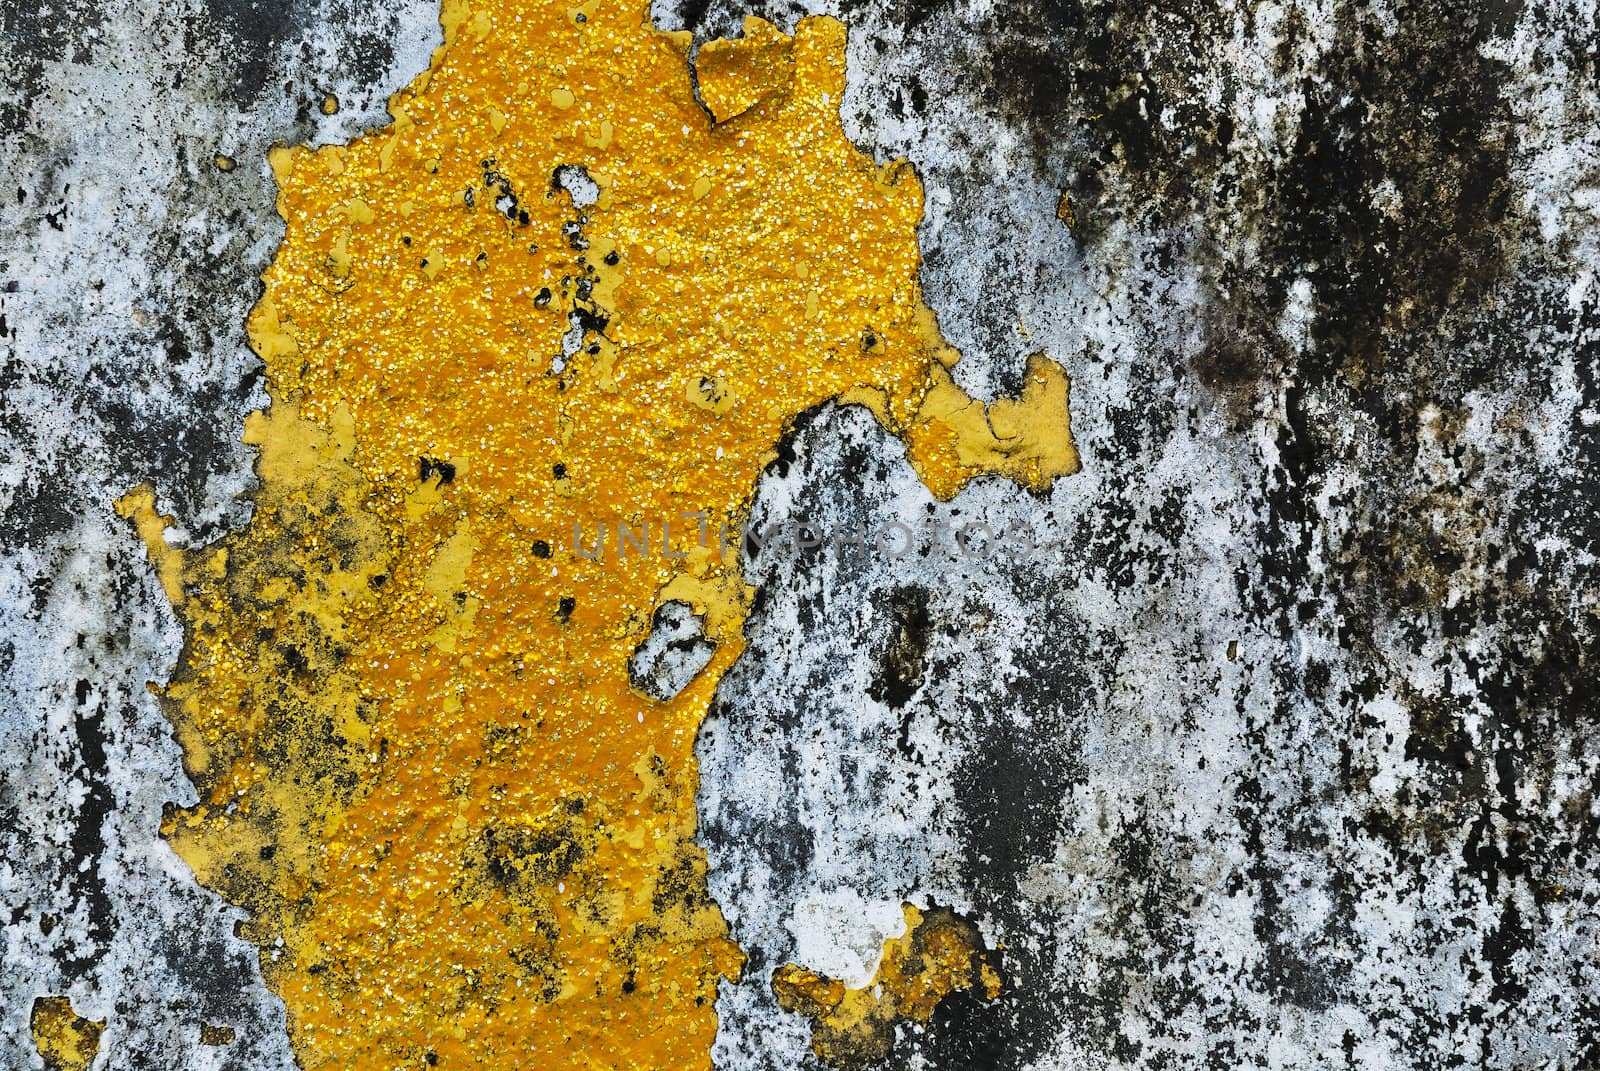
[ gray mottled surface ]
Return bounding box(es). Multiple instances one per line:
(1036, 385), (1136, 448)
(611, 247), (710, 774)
(0, 1), (438, 1066)
(5, 0), (1600, 1069)
(652, 0), (1600, 1065)
(631, 601), (718, 702)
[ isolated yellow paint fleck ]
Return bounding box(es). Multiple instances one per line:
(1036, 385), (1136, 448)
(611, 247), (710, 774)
(123, 2), (1073, 1069)
(200, 1022), (237, 1046)
(30, 997), (104, 1071)
(1056, 190), (1075, 229)
(772, 905), (1001, 1067)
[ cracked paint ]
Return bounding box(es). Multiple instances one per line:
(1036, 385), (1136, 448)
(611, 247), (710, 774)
(9, 0), (1599, 1065)
(114, 1), (1073, 1067)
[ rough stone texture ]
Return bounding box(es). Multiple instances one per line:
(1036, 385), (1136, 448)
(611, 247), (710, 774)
(4, 0), (1599, 1069)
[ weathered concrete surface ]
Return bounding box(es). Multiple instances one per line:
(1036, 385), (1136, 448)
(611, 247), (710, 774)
(3, 0), (1599, 1068)
(650, 0), (1600, 1065)
(0, 2), (438, 1066)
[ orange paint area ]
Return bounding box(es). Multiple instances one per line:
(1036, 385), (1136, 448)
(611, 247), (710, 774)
(772, 905), (1002, 1066)
(119, 1), (1076, 1067)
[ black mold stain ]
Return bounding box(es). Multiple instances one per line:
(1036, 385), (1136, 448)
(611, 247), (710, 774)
(193, 0), (401, 109)
(478, 822), (585, 891)
(0, 0), (105, 135)
(866, 586), (931, 710)
(63, 675), (114, 976)
(196, 0), (299, 107)
(419, 456), (456, 485)
(896, 986), (1009, 1071)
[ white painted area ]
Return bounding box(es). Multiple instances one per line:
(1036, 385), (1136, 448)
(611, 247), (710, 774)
(785, 889), (910, 989)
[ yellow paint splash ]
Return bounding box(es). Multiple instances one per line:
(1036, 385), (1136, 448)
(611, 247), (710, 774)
(30, 996), (104, 1071)
(121, 1), (1074, 1068)
(772, 905), (1002, 1066)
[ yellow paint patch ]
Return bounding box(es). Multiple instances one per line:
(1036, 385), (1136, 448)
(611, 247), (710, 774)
(695, 16), (796, 124)
(122, 1), (1074, 1068)
(200, 1022), (237, 1046)
(114, 486), (185, 606)
(905, 351), (1081, 498)
(772, 905), (1002, 1066)
(30, 996), (104, 1071)
(1056, 190), (1075, 229)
